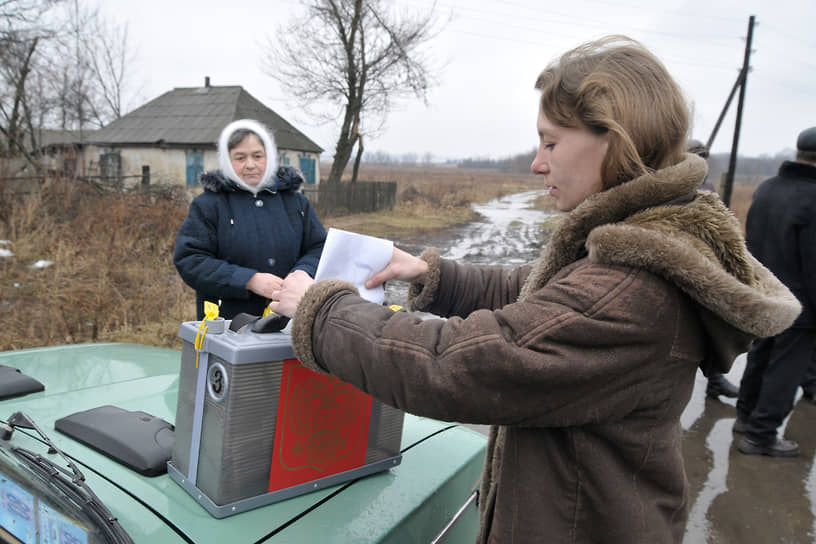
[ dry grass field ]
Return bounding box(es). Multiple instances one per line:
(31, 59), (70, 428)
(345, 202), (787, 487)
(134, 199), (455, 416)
(0, 166), (755, 350)
(726, 184), (754, 234)
(0, 166), (545, 350)
(322, 164), (547, 237)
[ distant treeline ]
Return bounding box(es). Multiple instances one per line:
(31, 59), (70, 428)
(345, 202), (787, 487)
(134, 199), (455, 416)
(362, 147), (797, 182)
(706, 149), (795, 185)
(457, 149), (537, 172)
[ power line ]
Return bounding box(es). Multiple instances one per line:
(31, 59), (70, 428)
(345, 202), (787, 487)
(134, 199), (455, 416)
(406, 0), (742, 44)
(402, 0), (745, 72)
(761, 22), (816, 49)
(497, 0), (745, 24)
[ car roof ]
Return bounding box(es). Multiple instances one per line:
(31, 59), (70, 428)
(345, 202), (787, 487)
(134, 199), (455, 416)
(0, 343), (486, 543)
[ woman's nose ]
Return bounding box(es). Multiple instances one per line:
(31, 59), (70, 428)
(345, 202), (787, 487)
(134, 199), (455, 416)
(531, 151), (548, 175)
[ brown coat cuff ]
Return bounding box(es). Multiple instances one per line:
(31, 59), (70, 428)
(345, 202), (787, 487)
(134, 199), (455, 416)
(407, 248), (441, 311)
(291, 278), (359, 373)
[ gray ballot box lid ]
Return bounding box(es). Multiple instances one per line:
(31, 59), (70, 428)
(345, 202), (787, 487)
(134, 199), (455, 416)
(178, 320), (295, 364)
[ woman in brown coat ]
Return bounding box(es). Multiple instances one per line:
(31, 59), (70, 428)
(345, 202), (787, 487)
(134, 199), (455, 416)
(269, 36), (800, 543)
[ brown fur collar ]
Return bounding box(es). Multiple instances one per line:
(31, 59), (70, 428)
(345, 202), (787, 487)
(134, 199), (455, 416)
(519, 153), (800, 337)
(518, 154), (708, 299)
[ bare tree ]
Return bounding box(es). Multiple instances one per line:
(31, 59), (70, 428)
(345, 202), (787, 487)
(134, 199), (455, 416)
(0, 0), (59, 160)
(0, 0), (56, 34)
(263, 0), (441, 183)
(0, 0), (138, 169)
(86, 18), (134, 121)
(0, 34), (37, 157)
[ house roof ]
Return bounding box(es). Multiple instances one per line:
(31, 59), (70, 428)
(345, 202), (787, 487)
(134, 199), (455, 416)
(89, 85), (323, 153)
(38, 128), (97, 147)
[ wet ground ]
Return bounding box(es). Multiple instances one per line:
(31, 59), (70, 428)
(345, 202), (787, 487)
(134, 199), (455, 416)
(383, 190), (816, 543)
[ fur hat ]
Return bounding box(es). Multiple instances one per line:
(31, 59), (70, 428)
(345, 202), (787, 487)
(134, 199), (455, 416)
(217, 119), (279, 195)
(686, 138), (709, 159)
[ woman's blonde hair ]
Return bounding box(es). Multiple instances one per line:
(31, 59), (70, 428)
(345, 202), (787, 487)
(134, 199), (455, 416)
(535, 35), (689, 188)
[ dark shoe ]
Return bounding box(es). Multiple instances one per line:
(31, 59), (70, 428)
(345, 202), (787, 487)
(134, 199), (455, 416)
(706, 374), (739, 398)
(732, 418), (748, 434)
(736, 436), (799, 458)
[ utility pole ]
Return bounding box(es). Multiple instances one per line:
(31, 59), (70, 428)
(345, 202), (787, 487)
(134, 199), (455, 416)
(720, 15), (755, 207)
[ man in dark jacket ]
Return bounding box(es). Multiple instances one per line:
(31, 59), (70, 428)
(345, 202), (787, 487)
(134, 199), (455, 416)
(736, 126), (816, 457)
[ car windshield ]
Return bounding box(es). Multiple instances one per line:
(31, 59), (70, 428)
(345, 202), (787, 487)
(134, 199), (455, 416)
(0, 446), (107, 544)
(0, 413), (133, 544)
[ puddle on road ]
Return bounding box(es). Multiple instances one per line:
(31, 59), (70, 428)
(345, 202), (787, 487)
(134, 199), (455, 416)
(385, 189), (556, 305)
(446, 190), (555, 266)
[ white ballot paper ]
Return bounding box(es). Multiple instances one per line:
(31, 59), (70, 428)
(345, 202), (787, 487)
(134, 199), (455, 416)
(314, 228), (394, 304)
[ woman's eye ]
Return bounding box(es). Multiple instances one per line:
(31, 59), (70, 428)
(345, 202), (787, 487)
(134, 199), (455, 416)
(543, 143), (555, 150)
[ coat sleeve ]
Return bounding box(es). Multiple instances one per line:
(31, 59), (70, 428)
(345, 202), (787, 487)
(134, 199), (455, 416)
(289, 194), (326, 277)
(801, 214), (816, 313)
(173, 197), (256, 299)
(409, 251), (533, 317)
(291, 261), (693, 428)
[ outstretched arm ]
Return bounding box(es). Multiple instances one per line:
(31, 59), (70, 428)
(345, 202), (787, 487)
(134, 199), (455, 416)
(365, 247), (429, 288)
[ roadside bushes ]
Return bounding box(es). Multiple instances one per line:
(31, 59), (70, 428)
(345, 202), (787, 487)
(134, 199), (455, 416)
(0, 177), (195, 350)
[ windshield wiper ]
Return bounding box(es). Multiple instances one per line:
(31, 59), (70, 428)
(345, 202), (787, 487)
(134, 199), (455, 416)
(3, 411), (134, 544)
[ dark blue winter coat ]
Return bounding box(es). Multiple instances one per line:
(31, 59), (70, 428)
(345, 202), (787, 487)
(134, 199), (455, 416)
(745, 160), (816, 328)
(174, 166), (326, 319)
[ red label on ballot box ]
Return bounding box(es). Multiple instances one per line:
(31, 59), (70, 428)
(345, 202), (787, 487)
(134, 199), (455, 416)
(268, 359), (373, 492)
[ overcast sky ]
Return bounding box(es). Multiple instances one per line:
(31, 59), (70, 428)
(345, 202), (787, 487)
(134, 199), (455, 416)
(103, 0), (814, 162)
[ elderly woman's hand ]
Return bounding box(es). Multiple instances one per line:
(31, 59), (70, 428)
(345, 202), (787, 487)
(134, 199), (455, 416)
(267, 272), (314, 317)
(245, 272), (284, 299)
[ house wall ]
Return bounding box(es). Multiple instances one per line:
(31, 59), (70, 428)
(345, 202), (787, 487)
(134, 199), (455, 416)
(277, 150), (321, 185)
(42, 146), (85, 177)
(84, 145), (201, 187)
(84, 145), (320, 187)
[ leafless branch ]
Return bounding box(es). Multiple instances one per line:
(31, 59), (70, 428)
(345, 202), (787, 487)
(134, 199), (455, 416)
(261, 0), (443, 183)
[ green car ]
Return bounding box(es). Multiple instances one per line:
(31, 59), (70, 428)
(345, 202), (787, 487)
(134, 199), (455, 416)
(0, 339), (486, 543)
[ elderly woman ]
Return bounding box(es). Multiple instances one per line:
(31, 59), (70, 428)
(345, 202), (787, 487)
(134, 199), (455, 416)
(174, 119), (326, 319)
(269, 37), (799, 543)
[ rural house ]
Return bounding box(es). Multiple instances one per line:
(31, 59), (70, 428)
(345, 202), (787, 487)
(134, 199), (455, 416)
(38, 129), (97, 177)
(83, 79), (323, 187)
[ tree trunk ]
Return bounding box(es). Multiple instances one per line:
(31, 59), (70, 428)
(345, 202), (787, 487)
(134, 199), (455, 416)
(6, 37), (38, 156)
(327, 100), (362, 184)
(328, 133), (354, 184)
(351, 133), (363, 183)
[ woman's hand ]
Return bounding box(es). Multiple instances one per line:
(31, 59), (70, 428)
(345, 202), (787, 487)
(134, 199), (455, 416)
(365, 247), (428, 288)
(245, 272), (284, 299)
(267, 272), (314, 317)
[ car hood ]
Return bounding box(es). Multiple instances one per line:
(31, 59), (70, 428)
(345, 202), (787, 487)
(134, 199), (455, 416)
(0, 343), (486, 543)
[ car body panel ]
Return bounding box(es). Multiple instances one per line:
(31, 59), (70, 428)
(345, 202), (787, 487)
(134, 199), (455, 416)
(0, 343), (487, 543)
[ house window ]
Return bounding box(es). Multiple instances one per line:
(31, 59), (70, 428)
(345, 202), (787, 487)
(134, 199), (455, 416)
(186, 150), (204, 186)
(62, 158), (77, 176)
(299, 156), (316, 184)
(278, 152), (290, 166)
(99, 151), (121, 182)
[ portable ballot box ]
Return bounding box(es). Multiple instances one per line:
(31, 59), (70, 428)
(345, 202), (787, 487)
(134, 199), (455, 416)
(167, 319), (405, 518)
